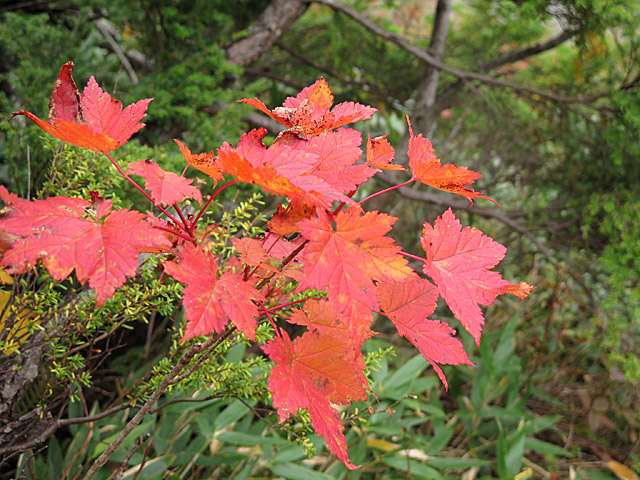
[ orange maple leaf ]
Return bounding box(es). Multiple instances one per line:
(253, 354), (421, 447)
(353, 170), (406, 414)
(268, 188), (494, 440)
(174, 139), (223, 182)
(297, 207), (417, 344)
(366, 134), (405, 170)
(240, 78), (377, 136)
(11, 62), (152, 153)
(407, 118), (499, 206)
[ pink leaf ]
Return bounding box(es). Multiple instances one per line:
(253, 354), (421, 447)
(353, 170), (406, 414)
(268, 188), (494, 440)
(127, 159), (202, 206)
(378, 279), (473, 389)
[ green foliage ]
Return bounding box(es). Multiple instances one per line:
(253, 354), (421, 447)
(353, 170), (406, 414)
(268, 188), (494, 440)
(586, 191), (640, 381)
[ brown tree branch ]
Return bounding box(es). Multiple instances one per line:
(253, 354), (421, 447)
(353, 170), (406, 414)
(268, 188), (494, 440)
(84, 335), (218, 480)
(480, 28), (577, 72)
(94, 19), (139, 85)
(432, 28), (579, 114)
(273, 40), (396, 103)
(313, 0), (595, 105)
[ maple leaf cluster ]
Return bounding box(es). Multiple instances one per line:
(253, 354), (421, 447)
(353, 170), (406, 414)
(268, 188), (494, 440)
(0, 63), (533, 469)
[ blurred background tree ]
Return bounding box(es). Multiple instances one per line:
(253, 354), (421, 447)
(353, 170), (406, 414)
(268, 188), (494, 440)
(1, 0), (638, 478)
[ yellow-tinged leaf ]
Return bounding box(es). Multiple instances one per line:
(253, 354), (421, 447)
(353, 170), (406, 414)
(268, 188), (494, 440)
(607, 460), (640, 480)
(0, 290), (37, 355)
(366, 438), (400, 452)
(0, 268), (12, 285)
(515, 468), (533, 480)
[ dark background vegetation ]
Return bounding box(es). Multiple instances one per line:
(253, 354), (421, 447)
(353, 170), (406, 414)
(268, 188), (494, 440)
(0, 0), (638, 478)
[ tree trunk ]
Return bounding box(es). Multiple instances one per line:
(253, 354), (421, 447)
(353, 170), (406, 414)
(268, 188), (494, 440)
(225, 0), (307, 66)
(411, 0), (453, 136)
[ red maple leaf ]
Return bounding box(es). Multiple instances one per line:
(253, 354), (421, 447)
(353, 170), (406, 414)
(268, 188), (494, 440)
(366, 134), (405, 171)
(163, 243), (266, 341)
(262, 329), (368, 469)
(297, 207), (417, 344)
(11, 62), (152, 153)
(240, 78), (377, 136)
(0, 193), (171, 305)
(127, 159), (202, 206)
(420, 208), (530, 345)
(377, 279), (473, 389)
(407, 119), (498, 206)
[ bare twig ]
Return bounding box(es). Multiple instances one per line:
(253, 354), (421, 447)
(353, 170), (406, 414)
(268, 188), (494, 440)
(83, 335), (217, 480)
(170, 328), (236, 385)
(412, 0), (453, 135)
(480, 29), (577, 71)
(148, 394), (221, 414)
(94, 19), (139, 84)
(109, 434), (150, 480)
(58, 402), (131, 427)
(377, 171), (554, 259)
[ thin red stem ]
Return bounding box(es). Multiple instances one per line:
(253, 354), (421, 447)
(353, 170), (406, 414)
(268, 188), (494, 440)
(357, 179), (415, 205)
(258, 302), (279, 335)
(193, 179), (237, 226)
(173, 203), (192, 233)
(333, 202), (346, 215)
(103, 151), (183, 228)
(262, 232), (278, 256)
(152, 226), (193, 243)
(266, 277), (295, 298)
(401, 251), (427, 263)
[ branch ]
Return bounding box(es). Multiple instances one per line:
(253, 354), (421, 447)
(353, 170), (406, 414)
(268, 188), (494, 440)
(242, 111), (286, 136)
(273, 40), (396, 104)
(148, 394), (221, 414)
(84, 336), (217, 480)
(480, 29), (577, 72)
(377, 171), (554, 259)
(58, 402), (131, 427)
(109, 434), (150, 480)
(94, 19), (139, 85)
(313, 0), (595, 105)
